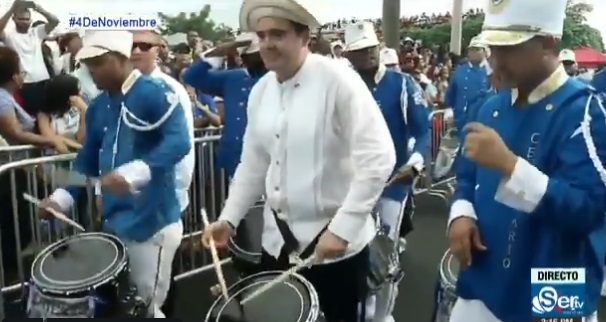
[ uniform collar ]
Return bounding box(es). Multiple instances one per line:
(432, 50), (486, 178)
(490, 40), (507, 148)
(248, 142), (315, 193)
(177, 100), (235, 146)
(375, 63), (387, 83)
(511, 65), (569, 104)
(121, 69), (142, 95)
(150, 66), (162, 77)
(468, 60), (488, 69)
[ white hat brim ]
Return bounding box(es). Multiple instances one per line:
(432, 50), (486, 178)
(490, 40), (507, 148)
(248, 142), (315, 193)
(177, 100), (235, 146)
(75, 46), (109, 61)
(480, 30), (536, 46)
(239, 0), (321, 32)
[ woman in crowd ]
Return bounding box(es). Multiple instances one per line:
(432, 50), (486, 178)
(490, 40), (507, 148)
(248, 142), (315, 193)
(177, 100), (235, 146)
(37, 74), (86, 154)
(435, 67), (450, 107)
(0, 47), (54, 279)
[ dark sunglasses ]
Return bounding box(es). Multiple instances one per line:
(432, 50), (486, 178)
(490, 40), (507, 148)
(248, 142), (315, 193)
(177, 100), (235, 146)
(132, 42), (156, 52)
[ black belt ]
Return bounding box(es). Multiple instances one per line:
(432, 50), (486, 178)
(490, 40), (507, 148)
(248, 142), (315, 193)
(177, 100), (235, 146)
(271, 209), (327, 260)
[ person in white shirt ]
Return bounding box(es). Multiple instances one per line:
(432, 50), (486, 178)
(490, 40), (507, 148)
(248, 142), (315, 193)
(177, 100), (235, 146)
(331, 40), (352, 68)
(0, 0), (58, 115)
(201, 0), (396, 321)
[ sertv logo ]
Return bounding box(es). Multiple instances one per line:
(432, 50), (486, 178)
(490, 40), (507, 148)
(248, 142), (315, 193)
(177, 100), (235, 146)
(532, 286), (584, 314)
(531, 268), (585, 318)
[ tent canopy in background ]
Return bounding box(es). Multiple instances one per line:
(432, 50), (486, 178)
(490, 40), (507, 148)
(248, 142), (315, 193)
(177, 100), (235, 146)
(574, 47), (606, 68)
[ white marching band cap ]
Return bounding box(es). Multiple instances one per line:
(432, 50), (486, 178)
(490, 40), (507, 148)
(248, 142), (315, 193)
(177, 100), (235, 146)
(380, 47), (399, 65)
(468, 36), (487, 49)
(344, 21), (379, 52)
(239, 0), (328, 31)
(76, 30), (133, 61)
(236, 32), (261, 54)
(559, 49), (576, 62)
(481, 0), (567, 46)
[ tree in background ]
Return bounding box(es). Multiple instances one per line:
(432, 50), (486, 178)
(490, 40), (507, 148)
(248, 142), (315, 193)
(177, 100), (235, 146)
(403, 0), (604, 52)
(158, 4), (234, 41)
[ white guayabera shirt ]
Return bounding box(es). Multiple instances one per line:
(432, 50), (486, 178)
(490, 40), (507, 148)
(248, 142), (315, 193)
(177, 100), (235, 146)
(219, 53), (396, 263)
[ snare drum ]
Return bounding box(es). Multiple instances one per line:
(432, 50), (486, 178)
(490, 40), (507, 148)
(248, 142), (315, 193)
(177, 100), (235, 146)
(27, 232), (140, 318)
(228, 202), (265, 276)
(205, 271), (324, 322)
(435, 249), (460, 322)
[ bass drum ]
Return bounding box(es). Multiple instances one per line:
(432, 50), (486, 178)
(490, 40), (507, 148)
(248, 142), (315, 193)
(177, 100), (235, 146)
(228, 201), (265, 276)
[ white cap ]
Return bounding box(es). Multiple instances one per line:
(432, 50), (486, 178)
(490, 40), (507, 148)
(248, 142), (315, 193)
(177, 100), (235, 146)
(239, 0), (327, 31)
(76, 31), (133, 61)
(468, 36), (487, 49)
(236, 32), (260, 54)
(403, 37), (414, 43)
(380, 48), (399, 65)
(481, 0), (567, 46)
(344, 21), (379, 52)
(559, 49), (576, 62)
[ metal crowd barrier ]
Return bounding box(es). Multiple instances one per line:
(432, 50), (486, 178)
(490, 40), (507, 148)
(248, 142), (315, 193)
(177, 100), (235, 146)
(413, 108), (457, 201)
(0, 128), (228, 302)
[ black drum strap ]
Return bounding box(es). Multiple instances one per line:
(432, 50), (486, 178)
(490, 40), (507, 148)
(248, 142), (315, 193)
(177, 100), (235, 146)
(271, 209), (328, 260)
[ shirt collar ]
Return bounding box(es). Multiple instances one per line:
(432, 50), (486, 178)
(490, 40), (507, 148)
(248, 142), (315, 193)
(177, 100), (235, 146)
(375, 63), (387, 83)
(280, 53), (313, 88)
(511, 65), (569, 104)
(121, 69), (142, 94)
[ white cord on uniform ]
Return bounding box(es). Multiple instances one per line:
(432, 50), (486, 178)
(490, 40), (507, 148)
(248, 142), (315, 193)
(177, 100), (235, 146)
(110, 89), (180, 168)
(580, 94), (606, 187)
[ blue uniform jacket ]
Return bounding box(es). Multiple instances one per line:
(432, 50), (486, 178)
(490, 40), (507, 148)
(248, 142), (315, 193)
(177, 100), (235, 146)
(64, 71), (191, 242)
(591, 69), (606, 94)
(454, 70), (606, 321)
(371, 65), (430, 201)
(445, 62), (489, 135)
(183, 61), (264, 178)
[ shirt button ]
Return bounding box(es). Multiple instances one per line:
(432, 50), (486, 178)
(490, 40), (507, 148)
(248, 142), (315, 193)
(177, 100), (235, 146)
(236, 117), (240, 121)
(239, 102), (244, 106)
(276, 161), (279, 165)
(242, 88), (246, 91)
(275, 134), (280, 139)
(103, 127), (107, 132)
(274, 187), (279, 191)
(373, 88), (377, 92)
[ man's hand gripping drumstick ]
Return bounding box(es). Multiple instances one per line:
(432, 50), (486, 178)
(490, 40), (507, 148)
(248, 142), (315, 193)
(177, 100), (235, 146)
(200, 209), (231, 300)
(24, 193), (85, 232)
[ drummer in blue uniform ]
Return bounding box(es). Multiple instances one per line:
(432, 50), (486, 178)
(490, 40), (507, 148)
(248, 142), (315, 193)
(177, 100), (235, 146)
(39, 30), (191, 318)
(447, 0), (606, 321)
(445, 36), (489, 136)
(592, 67), (606, 93)
(182, 32), (266, 179)
(342, 21), (430, 322)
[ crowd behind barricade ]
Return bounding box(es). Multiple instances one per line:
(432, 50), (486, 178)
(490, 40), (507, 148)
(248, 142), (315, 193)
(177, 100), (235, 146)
(0, 0), (463, 317)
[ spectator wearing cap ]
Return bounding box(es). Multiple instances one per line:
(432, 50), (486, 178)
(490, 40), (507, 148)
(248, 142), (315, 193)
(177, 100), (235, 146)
(444, 35), (489, 138)
(380, 47), (399, 71)
(0, 1), (59, 115)
(559, 49), (578, 77)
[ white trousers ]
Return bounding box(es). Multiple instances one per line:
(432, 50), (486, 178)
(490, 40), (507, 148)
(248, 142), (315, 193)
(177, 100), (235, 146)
(365, 196), (407, 322)
(123, 220), (183, 318)
(449, 298), (598, 322)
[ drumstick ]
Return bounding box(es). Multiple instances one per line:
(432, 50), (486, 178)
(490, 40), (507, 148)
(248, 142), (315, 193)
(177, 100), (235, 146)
(240, 255), (316, 305)
(200, 208), (229, 300)
(23, 193), (85, 232)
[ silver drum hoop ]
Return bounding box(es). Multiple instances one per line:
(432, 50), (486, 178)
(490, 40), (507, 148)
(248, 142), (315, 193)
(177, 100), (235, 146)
(204, 270), (321, 322)
(438, 249), (458, 297)
(31, 232), (128, 295)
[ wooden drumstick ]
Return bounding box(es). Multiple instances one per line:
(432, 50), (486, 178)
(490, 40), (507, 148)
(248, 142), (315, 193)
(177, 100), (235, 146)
(200, 208), (229, 300)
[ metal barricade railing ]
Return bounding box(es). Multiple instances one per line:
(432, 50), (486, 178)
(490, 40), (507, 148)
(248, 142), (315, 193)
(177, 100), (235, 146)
(413, 108), (457, 201)
(0, 132), (228, 298)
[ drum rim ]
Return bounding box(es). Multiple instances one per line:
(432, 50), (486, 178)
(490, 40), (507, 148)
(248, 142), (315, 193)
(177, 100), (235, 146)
(203, 270), (320, 322)
(31, 232), (127, 295)
(227, 204), (264, 261)
(438, 249), (457, 290)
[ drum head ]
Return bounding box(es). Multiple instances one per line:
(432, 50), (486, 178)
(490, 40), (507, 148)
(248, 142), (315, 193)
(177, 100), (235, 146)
(205, 271), (320, 322)
(439, 249), (459, 289)
(228, 203), (264, 263)
(31, 233), (127, 294)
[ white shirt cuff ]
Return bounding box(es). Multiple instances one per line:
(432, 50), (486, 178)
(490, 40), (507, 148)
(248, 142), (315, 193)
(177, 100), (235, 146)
(49, 189), (75, 211)
(406, 152), (425, 171)
(494, 157), (548, 213)
(447, 199), (477, 233)
(94, 182), (102, 196)
(328, 211), (368, 243)
(114, 160), (151, 191)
